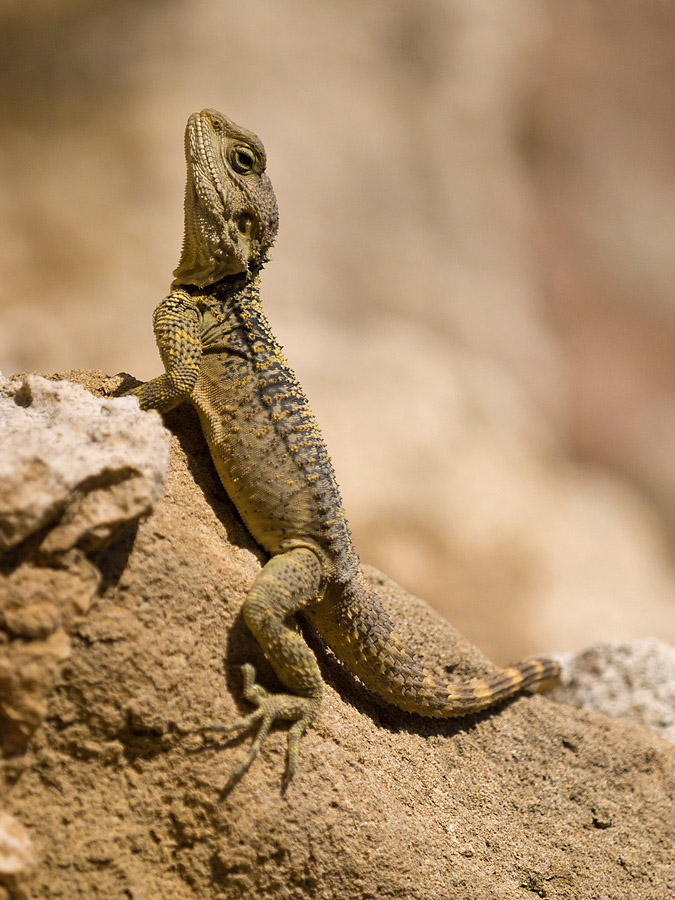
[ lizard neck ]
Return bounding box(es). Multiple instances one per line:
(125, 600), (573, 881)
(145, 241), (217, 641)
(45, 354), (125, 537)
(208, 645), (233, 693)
(185, 268), (260, 303)
(215, 270), (263, 309)
(197, 271), (282, 358)
(185, 270), (269, 326)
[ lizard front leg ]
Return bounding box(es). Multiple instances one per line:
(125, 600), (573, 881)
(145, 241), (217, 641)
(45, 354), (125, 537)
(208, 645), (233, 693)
(128, 288), (202, 412)
(199, 547), (324, 789)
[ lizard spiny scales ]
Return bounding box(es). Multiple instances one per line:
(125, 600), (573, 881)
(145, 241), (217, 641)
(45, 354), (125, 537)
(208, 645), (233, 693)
(129, 109), (560, 787)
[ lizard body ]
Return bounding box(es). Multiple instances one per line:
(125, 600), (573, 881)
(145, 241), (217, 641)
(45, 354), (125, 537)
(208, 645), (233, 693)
(130, 109), (560, 786)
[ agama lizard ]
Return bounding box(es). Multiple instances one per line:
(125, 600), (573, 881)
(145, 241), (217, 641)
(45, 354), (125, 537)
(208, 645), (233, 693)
(128, 109), (560, 786)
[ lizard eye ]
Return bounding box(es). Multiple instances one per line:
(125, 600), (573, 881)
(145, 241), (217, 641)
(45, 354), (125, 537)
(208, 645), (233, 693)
(211, 118), (224, 132)
(230, 145), (256, 174)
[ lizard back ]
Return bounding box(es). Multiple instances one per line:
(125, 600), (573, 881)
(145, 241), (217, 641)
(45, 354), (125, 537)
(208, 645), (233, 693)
(190, 279), (359, 583)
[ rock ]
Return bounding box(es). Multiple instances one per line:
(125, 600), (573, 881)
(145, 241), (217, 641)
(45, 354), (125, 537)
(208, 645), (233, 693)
(0, 371), (170, 754)
(0, 372), (169, 553)
(0, 809), (34, 900)
(0, 811), (34, 876)
(3, 371), (673, 900)
(556, 639), (675, 745)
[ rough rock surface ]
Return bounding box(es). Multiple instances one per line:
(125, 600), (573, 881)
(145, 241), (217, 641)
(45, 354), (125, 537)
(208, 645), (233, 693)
(0, 372), (170, 759)
(0, 372), (168, 553)
(2, 371), (674, 900)
(557, 640), (675, 746)
(0, 811), (34, 880)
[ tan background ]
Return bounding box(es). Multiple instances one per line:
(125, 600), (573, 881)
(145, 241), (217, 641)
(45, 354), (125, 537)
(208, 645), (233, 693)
(1, 0), (674, 660)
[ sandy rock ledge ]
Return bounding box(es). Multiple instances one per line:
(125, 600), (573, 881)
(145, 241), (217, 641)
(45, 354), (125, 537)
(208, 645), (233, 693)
(1, 371), (674, 900)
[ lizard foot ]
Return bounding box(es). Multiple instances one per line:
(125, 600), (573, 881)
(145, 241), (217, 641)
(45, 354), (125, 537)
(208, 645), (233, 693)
(196, 663), (320, 791)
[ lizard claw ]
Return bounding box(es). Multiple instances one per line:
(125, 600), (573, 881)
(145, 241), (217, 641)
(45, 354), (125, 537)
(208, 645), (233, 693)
(196, 664), (320, 791)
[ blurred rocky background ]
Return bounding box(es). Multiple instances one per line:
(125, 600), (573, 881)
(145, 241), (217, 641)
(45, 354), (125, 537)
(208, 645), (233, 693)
(1, 0), (673, 661)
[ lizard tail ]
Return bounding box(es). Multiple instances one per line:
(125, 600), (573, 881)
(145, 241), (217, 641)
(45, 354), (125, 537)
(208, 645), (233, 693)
(357, 645), (560, 719)
(420, 655), (561, 717)
(309, 578), (560, 719)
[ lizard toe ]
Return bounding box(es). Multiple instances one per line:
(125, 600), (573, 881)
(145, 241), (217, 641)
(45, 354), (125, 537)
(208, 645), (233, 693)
(197, 666), (321, 791)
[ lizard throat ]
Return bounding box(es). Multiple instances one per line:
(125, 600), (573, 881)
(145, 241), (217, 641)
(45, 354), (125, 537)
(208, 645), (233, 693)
(192, 114), (230, 214)
(172, 125), (246, 287)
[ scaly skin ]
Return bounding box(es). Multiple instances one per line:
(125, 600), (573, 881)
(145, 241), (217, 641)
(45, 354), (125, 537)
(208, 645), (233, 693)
(129, 109), (560, 787)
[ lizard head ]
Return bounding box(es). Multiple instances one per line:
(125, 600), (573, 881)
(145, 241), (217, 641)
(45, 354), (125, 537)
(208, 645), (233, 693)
(172, 109), (279, 288)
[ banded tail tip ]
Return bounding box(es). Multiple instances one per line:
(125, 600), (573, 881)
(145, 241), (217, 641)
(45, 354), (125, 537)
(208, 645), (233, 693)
(517, 656), (562, 694)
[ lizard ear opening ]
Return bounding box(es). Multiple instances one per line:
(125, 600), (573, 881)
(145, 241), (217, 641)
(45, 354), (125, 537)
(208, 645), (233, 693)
(237, 214), (255, 236)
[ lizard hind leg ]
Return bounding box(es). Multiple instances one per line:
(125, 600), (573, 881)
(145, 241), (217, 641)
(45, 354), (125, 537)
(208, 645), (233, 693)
(200, 547), (324, 789)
